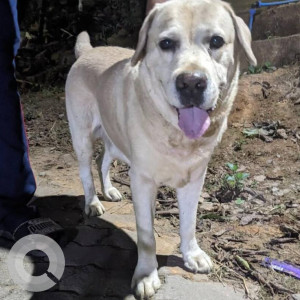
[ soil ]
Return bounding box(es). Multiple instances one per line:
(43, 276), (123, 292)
(21, 63), (300, 299)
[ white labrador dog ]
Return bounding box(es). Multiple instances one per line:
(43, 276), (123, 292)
(66, 0), (256, 298)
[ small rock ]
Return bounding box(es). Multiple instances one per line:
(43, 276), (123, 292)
(254, 175), (266, 182)
(39, 172), (47, 177)
(271, 187), (291, 197)
(282, 189), (291, 195)
(200, 202), (218, 212)
(260, 135), (273, 143)
(237, 165), (246, 172)
(232, 122), (243, 128)
(292, 294), (300, 300)
(199, 192), (210, 203)
(201, 192), (210, 199)
(199, 196), (204, 203)
(240, 214), (258, 226)
(273, 166), (282, 174)
(266, 159), (273, 164)
(276, 128), (288, 139)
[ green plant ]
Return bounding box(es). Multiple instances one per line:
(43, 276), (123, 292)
(235, 198), (245, 205)
(215, 163), (250, 203)
(223, 163), (249, 191)
(248, 61), (274, 74)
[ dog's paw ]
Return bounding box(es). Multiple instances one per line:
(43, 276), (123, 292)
(132, 269), (161, 299)
(85, 198), (105, 216)
(104, 187), (122, 202)
(183, 247), (213, 273)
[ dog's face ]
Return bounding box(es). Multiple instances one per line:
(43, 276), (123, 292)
(132, 0), (256, 139)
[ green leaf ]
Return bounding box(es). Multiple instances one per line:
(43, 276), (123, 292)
(226, 163), (238, 172)
(243, 128), (259, 137)
(248, 65), (255, 74)
(235, 172), (250, 181)
(264, 61), (272, 68)
(235, 198), (245, 205)
(225, 175), (235, 182)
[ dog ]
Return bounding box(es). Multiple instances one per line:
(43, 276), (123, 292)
(66, 0), (256, 298)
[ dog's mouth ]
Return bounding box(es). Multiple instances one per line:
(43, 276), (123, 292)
(176, 106), (214, 139)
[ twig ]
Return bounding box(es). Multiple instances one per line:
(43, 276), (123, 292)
(234, 256), (275, 296)
(16, 79), (35, 85)
(156, 208), (179, 215)
(242, 277), (250, 297)
(117, 168), (129, 174)
(243, 187), (266, 201)
(214, 270), (226, 287)
(226, 238), (248, 243)
(269, 282), (294, 294)
(60, 28), (74, 37)
(49, 121), (57, 132)
(112, 176), (130, 187)
(269, 237), (297, 245)
(107, 202), (128, 214)
(157, 199), (177, 203)
(154, 227), (161, 238)
(213, 259), (251, 296)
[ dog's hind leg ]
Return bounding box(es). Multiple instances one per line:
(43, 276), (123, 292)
(74, 136), (105, 216)
(96, 145), (122, 202)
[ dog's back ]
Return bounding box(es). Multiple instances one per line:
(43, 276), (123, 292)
(73, 31), (134, 76)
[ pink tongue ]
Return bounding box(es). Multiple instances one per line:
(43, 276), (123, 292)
(178, 107), (211, 139)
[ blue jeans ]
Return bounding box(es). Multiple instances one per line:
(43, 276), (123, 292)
(0, 0), (36, 221)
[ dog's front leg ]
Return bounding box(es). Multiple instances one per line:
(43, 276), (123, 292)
(130, 170), (161, 299)
(177, 170), (213, 273)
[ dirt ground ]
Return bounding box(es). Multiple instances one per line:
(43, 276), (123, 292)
(21, 63), (300, 299)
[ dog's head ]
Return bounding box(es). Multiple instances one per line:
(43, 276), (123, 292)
(131, 0), (256, 139)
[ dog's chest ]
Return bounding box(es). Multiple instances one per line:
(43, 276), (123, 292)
(142, 145), (210, 188)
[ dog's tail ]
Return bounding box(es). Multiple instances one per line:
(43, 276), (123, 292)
(75, 31), (93, 59)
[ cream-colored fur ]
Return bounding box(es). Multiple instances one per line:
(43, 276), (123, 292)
(66, 0), (256, 298)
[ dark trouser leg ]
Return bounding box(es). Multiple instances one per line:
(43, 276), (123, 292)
(0, 0), (36, 226)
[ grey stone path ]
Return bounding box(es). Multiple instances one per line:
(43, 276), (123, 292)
(0, 195), (249, 300)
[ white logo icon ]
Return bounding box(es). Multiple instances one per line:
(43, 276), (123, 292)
(7, 234), (65, 292)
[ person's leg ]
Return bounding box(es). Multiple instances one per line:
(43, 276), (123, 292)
(0, 0), (37, 232)
(0, 1), (77, 246)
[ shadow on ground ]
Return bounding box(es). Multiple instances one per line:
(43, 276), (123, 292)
(1, 196), (189, 300)
(1, 196), (138, 299)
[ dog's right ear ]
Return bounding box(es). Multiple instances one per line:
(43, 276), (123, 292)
(222, 2), (257, 66)
(131, 7), (158, 66)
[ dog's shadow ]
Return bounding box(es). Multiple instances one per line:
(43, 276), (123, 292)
(0, 195), (186, 300)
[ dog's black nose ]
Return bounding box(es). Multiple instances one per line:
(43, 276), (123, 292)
(176, 73), (207, 107)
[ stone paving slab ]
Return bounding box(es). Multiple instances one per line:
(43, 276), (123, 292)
(154, 275), (246, 300)
(0, 195), (255, 300)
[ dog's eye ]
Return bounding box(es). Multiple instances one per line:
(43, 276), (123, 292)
(209, 36), (225, 49)
(159, 39), (176, 51)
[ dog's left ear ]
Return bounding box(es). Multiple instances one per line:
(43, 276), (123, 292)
(223, 3), (257, 66)
(131, 6), (158, 66)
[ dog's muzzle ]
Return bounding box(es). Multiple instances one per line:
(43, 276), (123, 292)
(175, 72), (207, 107)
